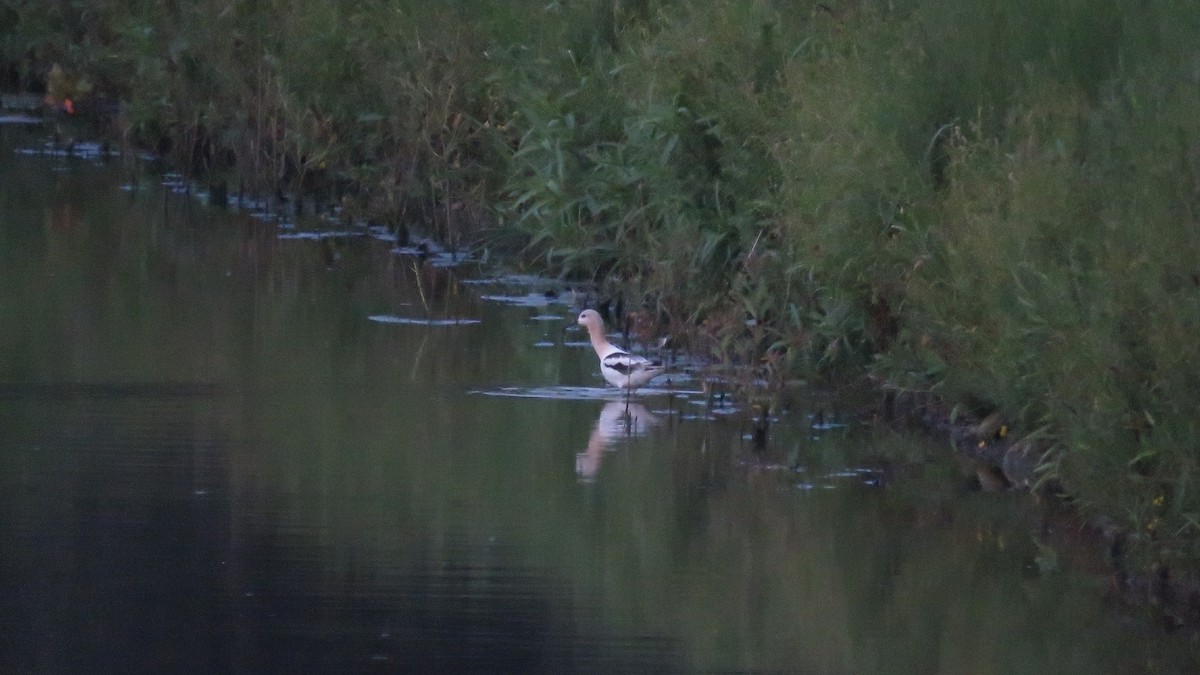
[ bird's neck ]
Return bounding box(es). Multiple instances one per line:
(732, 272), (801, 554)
(586, 324), (618, 357)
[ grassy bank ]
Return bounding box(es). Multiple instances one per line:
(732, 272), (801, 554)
(4, 0), (1200, 565)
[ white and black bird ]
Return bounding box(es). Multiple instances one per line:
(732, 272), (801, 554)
(576, 309), (667, 397)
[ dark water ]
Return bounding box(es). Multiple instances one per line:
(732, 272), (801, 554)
(0, 126), (1196, 674)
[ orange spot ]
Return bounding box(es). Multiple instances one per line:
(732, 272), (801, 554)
(64, 98), (75, 115)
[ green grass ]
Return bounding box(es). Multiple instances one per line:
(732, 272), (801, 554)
(5, 0), (1200, 563)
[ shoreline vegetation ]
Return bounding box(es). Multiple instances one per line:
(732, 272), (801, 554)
(4, 0), (1200, 605)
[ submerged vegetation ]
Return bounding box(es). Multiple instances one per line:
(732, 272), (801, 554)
(4, 0), (1200, 563)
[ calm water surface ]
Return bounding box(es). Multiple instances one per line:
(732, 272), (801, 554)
(0, 126), (1196, 674)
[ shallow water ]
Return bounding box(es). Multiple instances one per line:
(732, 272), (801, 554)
(1, 125), (1196, 673)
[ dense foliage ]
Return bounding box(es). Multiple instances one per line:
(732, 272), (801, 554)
(4, 0), (1199, 561)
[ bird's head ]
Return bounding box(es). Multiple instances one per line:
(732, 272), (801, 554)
(577, 309), (604, 332)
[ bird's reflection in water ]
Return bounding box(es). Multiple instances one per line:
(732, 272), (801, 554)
(576, 400), (659, 481)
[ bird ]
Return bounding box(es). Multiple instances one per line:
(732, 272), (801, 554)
(576, 309), (667, 399)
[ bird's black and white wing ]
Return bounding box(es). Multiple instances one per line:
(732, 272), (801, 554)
(602, 351), (660, 375)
